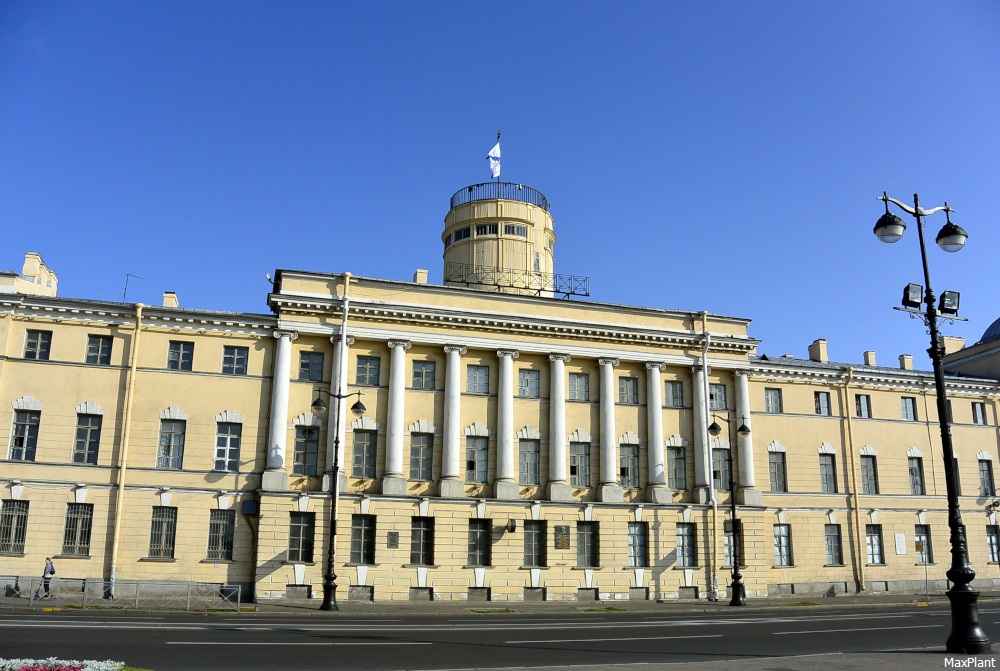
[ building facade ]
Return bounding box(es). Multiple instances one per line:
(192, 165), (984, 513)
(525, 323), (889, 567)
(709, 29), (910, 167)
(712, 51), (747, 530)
(2, 182), (1000, 602)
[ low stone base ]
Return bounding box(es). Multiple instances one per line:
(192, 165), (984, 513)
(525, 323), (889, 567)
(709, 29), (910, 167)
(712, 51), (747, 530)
(737, 488), (763, 506)
(646, 485), (671, 504)
(599, 484), (623, 503)
(547, 481), (573, 502)
(693, 486), (710, 504)
(381, 476), (407, 496)
(261, 470), (288, 492)
(439, 478), (466, 498)
(494, 480), (519, 500)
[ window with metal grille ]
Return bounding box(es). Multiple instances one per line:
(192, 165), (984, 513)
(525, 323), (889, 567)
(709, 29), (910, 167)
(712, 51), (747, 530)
(628, 522), (648, 568)
(410, 433), (433, 481)
(476, 223), (498, 236)
(468, 519), (492, 566)
(664, 381), (684, 408)
(412, 361), (436, 389)
(73, 414), (102, 464)
(410, 517), (434, 565)
(709, 383), (727, 410)
(466, 436), (488, 483)
(167, 340), (194, 371)
(620, 444), (639, 489)
(764, 388), (783, 413)
(355, 355), (380, 385)
(148, 506), (177, 558)
(569, 373), (590, 401)
(288, 512), (315, 563)
(466, 365), (489, 393)
(207, 509), (235, 560)
(773, 524), (793, 566)
(668, 446), (687, 489)
(157, 419), (185, 469)
(518, 369), (540, 398)
(86, 335), (113, 365)
(819, 454), (837, 493)
(769, 452), (787, 492)
(293, 426), (320, 476)
(577, 521), (599, 567)
(24, 330), (51, 360)
(676, 522), (697, 567)
(503, 224), (527, 237)
(825, 524), (843, 565)
(214, 422), (242, 472)
(350, 514), (376, 565)
(618, 377), (638, 404)
(352, 430), (377, 478)
(222, 346), (248, 375)
(865, 524), (885, 564)
(570, 442), (591, 487)
(0, 500), (29, 554)
(62, 503), (93, 556)
(523, 520), (546, 567)
(298, 351), (325, 381)
(9, 410), (40, 461)
(861, 455), (879, 494)
(519, 439), (540, 485)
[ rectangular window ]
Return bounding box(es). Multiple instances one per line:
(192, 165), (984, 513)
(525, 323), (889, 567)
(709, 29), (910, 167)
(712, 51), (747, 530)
(569, 373), (590, 401)
(293, 426), (320, 476)
(412, 361), (436, 389)
(909, 457), (925, 495)
(167, 340), (194, 371)
(410, 517), (434, 565)
(819, 454), (837, 493)
(664, 381), (684, 408)
(519, 439), (540, 485)
(709, 383), (727, 410)
(288, 512), (315, 563)
(628, 522), (649, 568)
(24, 330), (52, 360)
(713, 448), (731, 492)
(620, 444), (639, 489)
(298, 351), (325, 381)
(352, 430), (377, 478)
(861, 455), (879, 494)
(73, 414), (102, 465)
(901, 397), (918, 421)
(86, 335), (113, 365)
(668, 446), (686, 489)
(764, 388), (783, 414)
(466, 436), (488, 483)
(954, 457), (962, 496)
(207, 509), (236, 561)
(723, 531), (742, 568)
(814, 391), (831, 416)
(215, 422), (242, 472)
(866, 524), (885, 564)
(468, 519), (492, 566)
(825, 524), (843, 565)
(0, 500), (29, 554)
(350, 514), (376, 565)
(356, 355), (380, 385)
(518, 369), (540, 398)
(476, 223), (498, 236)
(149, 506), (178, 559)
(773, 524), (793, 566)
(980, 459), (996, 498)
(915, 524), (933, 564)
(454, 226), (471, 241)
(618, 377), (639, 404)
(466, 365), (489, 394)
(62, 503), (93, 556)
(504, 224), (528, 237)
(973, 402), (987, 426)
(410, 433), (433, 481)
(577, 521), (599, 567)
(989, 526), (1000, 563)
(222, 346), (248, 375)
(157, 419), (186, 469)
(676, 522), (697, 567)
(570, 442), (591, 487)
(9, 410), (40, 461)
(769, 452), (787, 492)
(856, 394), (872, 419)
(524, 520), (546, 567)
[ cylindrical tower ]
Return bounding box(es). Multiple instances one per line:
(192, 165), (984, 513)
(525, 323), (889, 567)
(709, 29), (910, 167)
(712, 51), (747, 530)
(442, 182), (556, 296)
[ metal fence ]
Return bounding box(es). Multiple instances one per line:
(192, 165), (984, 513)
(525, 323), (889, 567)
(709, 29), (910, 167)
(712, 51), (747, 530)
(0, 576), (243, 611)
(450, 182), (550, 211)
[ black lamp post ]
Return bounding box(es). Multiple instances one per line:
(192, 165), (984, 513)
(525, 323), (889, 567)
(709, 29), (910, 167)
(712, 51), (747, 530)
(310, 388), (365, 611)
(708, 414), (751, 606)
(874, 192), (990, 653)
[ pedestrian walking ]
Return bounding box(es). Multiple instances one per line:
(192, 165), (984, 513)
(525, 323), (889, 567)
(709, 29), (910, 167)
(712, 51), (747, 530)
(35, 557), (55, 600)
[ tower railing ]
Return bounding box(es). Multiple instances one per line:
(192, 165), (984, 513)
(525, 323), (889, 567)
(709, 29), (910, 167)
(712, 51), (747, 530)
(445, 263), (589, 298)
(450, 183), (550, 211)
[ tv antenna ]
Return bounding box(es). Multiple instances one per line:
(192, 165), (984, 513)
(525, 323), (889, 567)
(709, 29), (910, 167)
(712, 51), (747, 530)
(123, 273), (143, 302)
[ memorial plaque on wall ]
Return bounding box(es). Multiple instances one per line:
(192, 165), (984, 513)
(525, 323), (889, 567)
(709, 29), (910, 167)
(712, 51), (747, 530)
(554, 525), (571, 549)
(386, 531), (399, 549)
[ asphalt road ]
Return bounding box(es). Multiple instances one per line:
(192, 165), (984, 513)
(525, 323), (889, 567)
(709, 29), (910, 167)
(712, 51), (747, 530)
(1, 604), (999, 670)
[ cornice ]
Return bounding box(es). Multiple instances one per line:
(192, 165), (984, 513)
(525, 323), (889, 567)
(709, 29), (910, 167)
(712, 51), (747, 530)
(750, 361), (1000, 397)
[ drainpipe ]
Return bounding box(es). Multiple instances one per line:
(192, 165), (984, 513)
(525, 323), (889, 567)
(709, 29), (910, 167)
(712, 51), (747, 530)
(701, 312), (719, 600)
(109, 303), (143, 595)
(842, 367), (866, 592)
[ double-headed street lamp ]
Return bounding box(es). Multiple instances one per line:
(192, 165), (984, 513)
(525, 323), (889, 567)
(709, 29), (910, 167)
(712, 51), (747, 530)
(873, 192), (990, 654)
(708, 414), (751, 606)
(310, 389), (365, 611)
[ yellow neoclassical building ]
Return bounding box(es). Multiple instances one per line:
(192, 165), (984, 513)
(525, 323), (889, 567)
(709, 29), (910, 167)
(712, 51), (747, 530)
(2, 181), (1000, 603)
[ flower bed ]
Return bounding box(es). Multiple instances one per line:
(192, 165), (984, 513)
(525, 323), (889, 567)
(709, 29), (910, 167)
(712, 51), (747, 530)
(0, 659), (124, 671)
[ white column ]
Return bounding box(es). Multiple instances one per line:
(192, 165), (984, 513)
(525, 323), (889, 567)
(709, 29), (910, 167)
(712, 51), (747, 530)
(548, 354), (572, 501)
(327, 335), (354, 483)
(734, 369), (761, 505)
(598, 357), (622, 502)
(692, 364), (710, 500)
(264, 330), (297, 490)
(383, 340), (411, 495)
(441, 346), (466, 494)
(495, 350), (519, 499)
(646, 362), (669, 503)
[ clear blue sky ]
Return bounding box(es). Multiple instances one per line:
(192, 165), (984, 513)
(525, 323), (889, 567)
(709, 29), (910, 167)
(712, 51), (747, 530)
(3, 1), (998, 369)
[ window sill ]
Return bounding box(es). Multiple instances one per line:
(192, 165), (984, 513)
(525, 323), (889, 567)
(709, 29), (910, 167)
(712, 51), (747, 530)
(463, 565), (492, 569)
(281, 561), (316, 566)
(54, 554), (91, 560)
(345, 563), (378, 567)
(572, 566), (603, 570)
(402, 564), (439, 569)
(773, 565), (796, 568)
(140, 557), (176, 562)
(672, 565), (701, 570)
(0, 552), (25, 558)
(519, 566), (550, 570)
(866, 563), (887, 567)
(200, 559), (235, 564)
(824, 564), (846, 567)
(623, 565), (653, 569)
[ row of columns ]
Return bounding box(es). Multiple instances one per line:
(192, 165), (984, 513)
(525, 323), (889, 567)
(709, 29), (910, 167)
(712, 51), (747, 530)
(264, 333), (757, 503)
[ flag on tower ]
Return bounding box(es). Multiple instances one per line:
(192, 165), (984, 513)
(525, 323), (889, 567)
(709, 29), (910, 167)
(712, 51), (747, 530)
(487, 141), (501, 179)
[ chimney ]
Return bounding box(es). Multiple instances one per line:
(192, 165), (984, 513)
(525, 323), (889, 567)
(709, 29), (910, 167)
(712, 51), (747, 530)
(863, 350), (877, 366)
(899, 354), (913, 370)
(163, 291), (179, 308)
(943, 336), (966, 355)
(808, 339), (828, 363)
(413, 269), (428, 284)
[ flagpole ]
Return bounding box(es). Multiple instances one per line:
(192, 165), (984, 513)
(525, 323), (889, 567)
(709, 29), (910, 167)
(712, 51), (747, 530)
(495, 130), (501, 194)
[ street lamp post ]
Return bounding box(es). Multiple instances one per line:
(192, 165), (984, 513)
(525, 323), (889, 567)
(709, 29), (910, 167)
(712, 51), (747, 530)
(708, 414), (750, 606)
(873, 192), (990, 653)
(310, 389), (365, 612)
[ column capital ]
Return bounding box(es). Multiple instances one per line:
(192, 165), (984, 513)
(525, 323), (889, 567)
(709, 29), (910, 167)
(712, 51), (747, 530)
(734, 369), (752, 379)
(549, 353), (572, 363)
(273, 330), (299, 341)
(645, 362), (666, 372)
(497, 349), (520, 360)
(330, 335), (355, 346)
(693, 363), (709, 374)
(598, 357), (619, 367)
(444, 345), (468, 355)
(388, 340), (412, 351)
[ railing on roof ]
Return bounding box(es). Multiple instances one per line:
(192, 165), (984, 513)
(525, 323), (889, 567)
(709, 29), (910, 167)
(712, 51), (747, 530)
(450, 182), (550, 211)
(446, 262), (589, 298)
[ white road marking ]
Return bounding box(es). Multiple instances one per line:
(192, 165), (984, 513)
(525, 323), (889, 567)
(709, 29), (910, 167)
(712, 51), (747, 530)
(774, 624), (942, 635)
(167, 641), (431, 646)
(507, 634), (723, 644)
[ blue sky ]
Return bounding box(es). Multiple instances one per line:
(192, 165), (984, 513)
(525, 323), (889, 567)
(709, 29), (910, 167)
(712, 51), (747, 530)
(2, 1), (998, 369)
